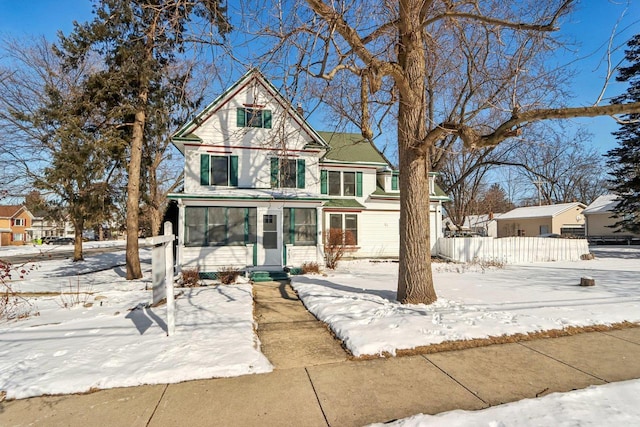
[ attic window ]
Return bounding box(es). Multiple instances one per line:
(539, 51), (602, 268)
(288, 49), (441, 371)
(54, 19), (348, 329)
(237, 107), (272, 129)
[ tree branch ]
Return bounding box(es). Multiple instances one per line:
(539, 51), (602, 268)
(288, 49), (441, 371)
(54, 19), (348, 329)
(431, 102), (640, 149)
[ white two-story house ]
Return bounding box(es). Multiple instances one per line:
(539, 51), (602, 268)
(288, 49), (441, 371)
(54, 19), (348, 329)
(169, 69), (449, 277)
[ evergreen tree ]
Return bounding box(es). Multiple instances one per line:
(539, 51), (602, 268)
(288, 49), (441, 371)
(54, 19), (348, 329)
(57, 0), (230, 279)
(606, 34), (640, 233)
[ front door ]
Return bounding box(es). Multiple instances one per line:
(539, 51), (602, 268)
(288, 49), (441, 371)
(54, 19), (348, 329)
(262, 213), (281, 266)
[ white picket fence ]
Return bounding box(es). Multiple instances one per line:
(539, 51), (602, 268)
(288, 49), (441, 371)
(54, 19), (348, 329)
(434, 237), (589, 264)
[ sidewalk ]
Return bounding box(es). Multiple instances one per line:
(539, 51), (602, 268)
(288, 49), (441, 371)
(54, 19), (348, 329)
(1, 282), (639, 427)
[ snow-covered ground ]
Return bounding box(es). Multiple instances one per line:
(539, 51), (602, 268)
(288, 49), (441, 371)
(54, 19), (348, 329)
(0, 246), (271, 400)
(291, 246), (640, 357)
(0, 239), (126, 257)
(2, 244), (639, 427)
(370, 380), (640, 427)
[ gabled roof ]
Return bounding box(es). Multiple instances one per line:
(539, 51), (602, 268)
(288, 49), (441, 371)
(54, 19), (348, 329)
(172, 68), (328, 153)
(0, 205), (32, 219)
(464, 213), (502, 227)
(583, 194), (619, 214)
(498, 202), (586, 220)
(318, 131), (391, 166)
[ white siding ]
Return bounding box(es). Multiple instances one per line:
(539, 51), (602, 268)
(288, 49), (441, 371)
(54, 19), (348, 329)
(357, 211), (400, 257)
(285, 245), (322, 266)
(180, 246), (254, 271)
(184, 146), (321, 194)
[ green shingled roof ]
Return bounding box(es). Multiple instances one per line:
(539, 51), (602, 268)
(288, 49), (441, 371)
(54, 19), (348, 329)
(323, 199), (365, 208)
(371, 182), (450, 200)
(318, 131), (390, 165)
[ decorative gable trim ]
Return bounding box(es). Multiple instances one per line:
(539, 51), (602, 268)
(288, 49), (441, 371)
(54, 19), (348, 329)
(173, 68), (328, 151)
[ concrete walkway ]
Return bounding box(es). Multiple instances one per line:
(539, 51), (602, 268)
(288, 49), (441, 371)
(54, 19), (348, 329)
(2, 282), (640, 427)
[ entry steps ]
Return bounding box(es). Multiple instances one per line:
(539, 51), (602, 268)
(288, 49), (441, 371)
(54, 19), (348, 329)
(250, 270), (290, 282)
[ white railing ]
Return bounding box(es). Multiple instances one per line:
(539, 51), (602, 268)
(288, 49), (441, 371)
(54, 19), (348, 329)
(435, 237), (589, 264)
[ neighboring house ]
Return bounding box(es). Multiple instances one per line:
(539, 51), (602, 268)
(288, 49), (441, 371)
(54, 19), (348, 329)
(583, 194), (640, 244)
(465, 213), (501, 237)
(169, 69), (449, 275)
(443, 213), (501, 237)
(0, 205), (35, 246)
(30, 213), (75, 241)
(496, 202), (586, 238)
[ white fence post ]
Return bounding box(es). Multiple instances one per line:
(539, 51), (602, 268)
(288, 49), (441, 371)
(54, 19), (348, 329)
(145, 221), (176, 336)
(164, 222), (175, 336)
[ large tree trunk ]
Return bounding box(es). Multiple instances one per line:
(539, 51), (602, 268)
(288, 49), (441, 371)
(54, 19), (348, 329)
(396, 0), (436, 304)
(72, 215), (84, 262)
(125, 105), (145, 280)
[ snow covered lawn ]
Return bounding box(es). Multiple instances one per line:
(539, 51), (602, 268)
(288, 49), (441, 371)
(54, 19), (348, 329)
(291, 246), (640, 357)
(0, 248), (271, 400)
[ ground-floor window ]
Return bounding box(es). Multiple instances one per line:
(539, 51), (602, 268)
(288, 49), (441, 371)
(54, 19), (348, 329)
(12, 233), (24, 242)
(283, 208), (317, 246)
(184, 207), (257, 247)
(328, 213), (358, 245)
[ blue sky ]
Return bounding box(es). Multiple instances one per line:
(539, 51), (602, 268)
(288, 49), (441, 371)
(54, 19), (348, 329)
(1, 0), (639, 154)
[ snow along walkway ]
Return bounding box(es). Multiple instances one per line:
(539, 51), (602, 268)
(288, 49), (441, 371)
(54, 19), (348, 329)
(2, 317), (639, 426)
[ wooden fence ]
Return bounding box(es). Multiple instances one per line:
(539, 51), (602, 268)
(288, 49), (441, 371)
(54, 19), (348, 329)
(434, 237), (589, 264)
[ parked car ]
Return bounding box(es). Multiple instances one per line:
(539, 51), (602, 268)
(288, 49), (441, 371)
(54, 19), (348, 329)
(50, 237), (74, 245)
(42, 236), (62, 244)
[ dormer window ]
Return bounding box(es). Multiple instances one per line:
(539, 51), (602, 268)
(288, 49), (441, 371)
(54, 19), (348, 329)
(237, 107), (272, 129)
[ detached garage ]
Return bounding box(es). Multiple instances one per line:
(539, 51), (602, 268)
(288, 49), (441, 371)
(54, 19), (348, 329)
(496, 203), (586, 238)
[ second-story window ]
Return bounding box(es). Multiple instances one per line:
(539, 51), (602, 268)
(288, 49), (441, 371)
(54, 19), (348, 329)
(200, 154), (238, 187)
(237, 107), (272, 129)
(343, 172), (356, 196)
(270, 157), (305, 189)
(321, 170), (363, 197)
(328, 171), (341, 196)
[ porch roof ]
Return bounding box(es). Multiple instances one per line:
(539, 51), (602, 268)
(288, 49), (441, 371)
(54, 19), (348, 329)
(323, 199), (365, 209)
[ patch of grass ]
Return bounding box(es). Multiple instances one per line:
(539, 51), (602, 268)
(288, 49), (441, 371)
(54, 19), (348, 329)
(57, 277), (93, 309)
(470, 257), (506, 270)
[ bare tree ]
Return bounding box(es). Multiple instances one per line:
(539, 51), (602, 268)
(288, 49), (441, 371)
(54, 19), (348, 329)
(251, 0), (640, 305)
(0, 36), (124, 261)
(513, 127), (608, 205)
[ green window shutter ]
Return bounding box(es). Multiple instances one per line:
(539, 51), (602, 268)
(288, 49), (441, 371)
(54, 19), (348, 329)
(200, 154), (210, 186)
(229, 156), (239, 187)
(236, 108), (246, 127)
(289, 208), (295, 244)
(356, 172), (363, 197)
(392, 173), (398, 191)
(270, 157), (279, 188)
(297, 159), (305, 189)
(320, 170), (328, 194)
(263, 110), (272, 129)
(244, 208), (249, 244)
